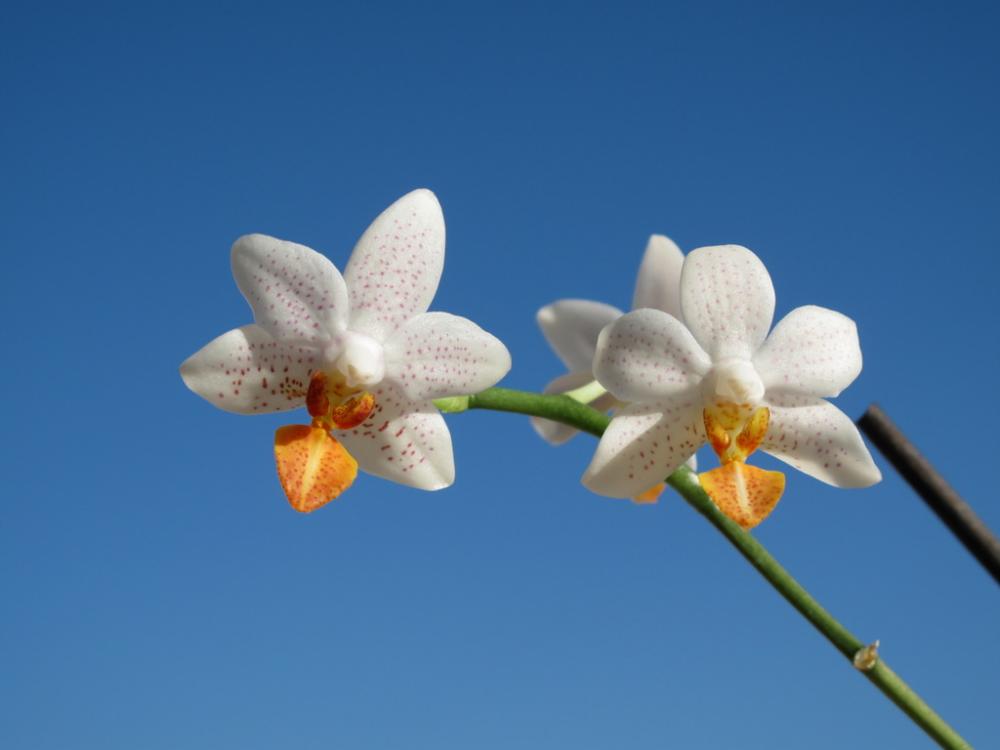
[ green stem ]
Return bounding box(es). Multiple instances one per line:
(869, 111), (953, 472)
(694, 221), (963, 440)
(460, 387), (972, 750)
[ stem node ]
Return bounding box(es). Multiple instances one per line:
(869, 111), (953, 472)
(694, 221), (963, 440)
(853, 640), (881, 671)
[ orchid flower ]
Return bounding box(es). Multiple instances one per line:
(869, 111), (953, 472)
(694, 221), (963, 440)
(534, 235), (692, 504)
(534, 235), (685, 444)
(180, 189), (511, 512)
(583, 244), (880, 528)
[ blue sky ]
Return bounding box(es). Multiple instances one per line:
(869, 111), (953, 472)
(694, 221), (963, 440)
(2, 1), (998, 747)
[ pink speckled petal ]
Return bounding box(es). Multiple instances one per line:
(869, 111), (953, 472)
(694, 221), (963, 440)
(593, 308), (711, 403)
(338, 381), (454, 490)
(344, 189), (445, 341)
(753, 305), (862, 398)
(537, 299), (623, 373)
(530, 370), (619, 446)
(383, 312), (511, 401)
(762, 393), (881, 487)
(582, 398), (704, 499)
(231, 234), (349, 344)
(632, 234), (685, 318)
(180, 324), (320, 414)
(680, 245), (775, 361)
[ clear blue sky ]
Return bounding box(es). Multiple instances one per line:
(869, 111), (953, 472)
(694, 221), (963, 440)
(3, 1), (998, 747)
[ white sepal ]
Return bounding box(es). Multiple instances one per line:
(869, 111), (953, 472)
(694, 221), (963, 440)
(680, 244), (775, 361)
(762, 393), (881, 487)
(180, 324), (319, 415)
(231, 234), (349, 344)
(344, 189), (446, 341)
(582, 399), (703, 499)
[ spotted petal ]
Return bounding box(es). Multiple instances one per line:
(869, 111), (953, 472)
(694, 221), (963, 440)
(762, 393), (881, 487)
(593, 308), (711, 403)
(582, 398), (704, 499)
(231, 234), (349, 344)
(383, 312), (511, 401)
(537, 299), (623, 373)
(753, 305), (862, 398)
(338, 381), (454, 490)
(180, 324), (320, 414)
(344, 189), (446, 342)
(680, 245), (775, 361)
(531, 370), (619, 446)
(632, 234), (685, 318)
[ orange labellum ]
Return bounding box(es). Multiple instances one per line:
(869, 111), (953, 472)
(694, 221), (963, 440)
(274, 424), (358, 513)
(699, 462), (786, 530)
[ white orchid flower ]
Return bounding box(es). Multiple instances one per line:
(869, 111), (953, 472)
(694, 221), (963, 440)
(534, 235), (690, 504)
(534, 234), (685, 445)
(583, 244), (880, 528)
(180, 189), (512, 512)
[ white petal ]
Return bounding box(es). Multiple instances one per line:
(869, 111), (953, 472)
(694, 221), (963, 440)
(762, 393), (881, 487)
(582, 399), (704, 498)
(537, 299), (623, 373)
(631, 234), (685, 318)
(593, 308), (711, 403)
(338, 381), (454, 490)
(180, 324), (319, 414)
(530, 371), (618, 446)
(753, 305), (862, 398)
(680, 245), (775, 361)
(344, 189), (445, 341)
(231, 234), (349, 344)
(382, 312), (511, 401)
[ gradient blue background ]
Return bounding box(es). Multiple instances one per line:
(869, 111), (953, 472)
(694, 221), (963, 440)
(3, 1), (998, 747)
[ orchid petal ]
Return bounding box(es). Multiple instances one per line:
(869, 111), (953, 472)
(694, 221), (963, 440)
(762, 393), (881, 487)
(274, 425), (358, 512)
(537, 299), (624, 373)
(344, 189), (445, 341)
(680, 245), (775, 360)
(338, 381), (454, 490)
(631, 234), (685, 318)
(383, 312), (511, 401)
(180, 325), (320, 414)
(753, 305), (862, 398)
(530, 371), (618, 446)
(582, 399), (704, 499)
(231, 234), (349, 344)
(593, 308), (711, 403)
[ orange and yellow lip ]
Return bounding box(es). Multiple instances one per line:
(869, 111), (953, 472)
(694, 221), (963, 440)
(274, 370), (378, 513)
(275, 424), (358, 513)
(699, 402), (785, 530)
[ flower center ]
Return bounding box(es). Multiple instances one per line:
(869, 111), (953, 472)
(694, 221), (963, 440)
(327, 331), (385, 389)
(703, 401), (769, 465)
(701, 358), (765, 406)
(698, 368), (785, 531)
(306, 370), (377, 431)
(273, 369), (378, 514)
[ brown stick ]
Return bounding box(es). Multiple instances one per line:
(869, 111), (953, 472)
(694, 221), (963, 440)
(858, 403), (1000, 586)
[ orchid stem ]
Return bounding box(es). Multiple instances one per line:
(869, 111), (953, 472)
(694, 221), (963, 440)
(461, 387), (972, 750)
